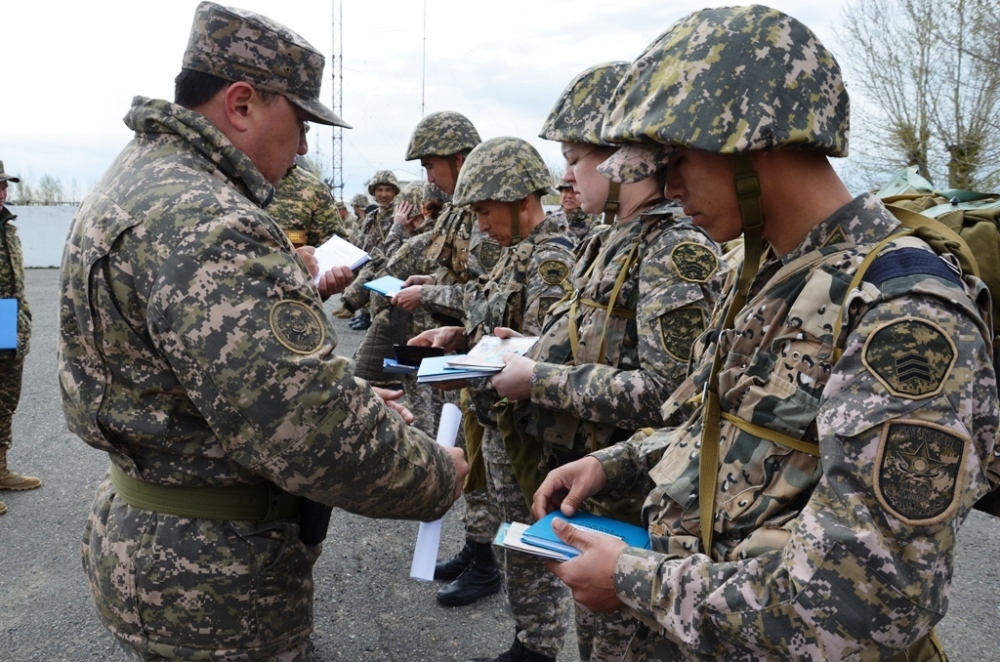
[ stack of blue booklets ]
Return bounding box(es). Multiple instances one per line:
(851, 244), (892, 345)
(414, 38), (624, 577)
(494, 510), (650, 561)
(363, 275), (406, 297)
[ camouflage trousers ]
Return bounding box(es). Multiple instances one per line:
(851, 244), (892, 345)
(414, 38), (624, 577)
(575, 603), (638, 662)
(83, 478), (321, 661)
(481, 425), (572, 658)
(0, 355), (24, 450)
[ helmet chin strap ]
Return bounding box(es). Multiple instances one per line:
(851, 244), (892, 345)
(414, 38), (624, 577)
(698, 150), (764, 557)
(603, 181), (621, 225)
(509, 200), (522, 244)
(447, 155), (460, 193)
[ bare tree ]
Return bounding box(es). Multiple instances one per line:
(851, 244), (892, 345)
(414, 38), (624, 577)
(837, 0), (1000, 190)
(37, 174), (65, 205)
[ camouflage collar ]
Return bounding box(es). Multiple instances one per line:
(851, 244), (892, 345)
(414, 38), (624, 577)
(0, 206), (15, 224)
(124, 96), (275, 207)
(779, 193), (901, 266)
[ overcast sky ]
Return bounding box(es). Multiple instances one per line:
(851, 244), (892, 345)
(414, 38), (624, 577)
(3, 0), (854, 202)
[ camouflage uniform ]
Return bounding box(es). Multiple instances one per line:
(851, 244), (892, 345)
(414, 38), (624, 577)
(0, 199), (30, 454)
(564, 207), (605, 246)
(268, 163), (347, 248)
(57, 4), (457, 659)
(349, 170), (398, 254)
(456, 137), (577, 660)
(581, 6), (1000, 660)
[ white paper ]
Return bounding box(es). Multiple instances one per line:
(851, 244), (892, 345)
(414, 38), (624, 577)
(311, 235), (370, 285)
(409, 403), (462, 582)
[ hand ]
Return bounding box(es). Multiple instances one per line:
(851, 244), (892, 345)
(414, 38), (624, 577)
(409, 326), (468, 353)
(492, 326), (524, 339)
(316, 265), (354, 299)
(296, 246), (319, 277)
(391, 285), (423, 311)
(393, 200), (415, 228)
(532, 456), (606, 520)
(490, 354), (535, 401)
(403, 275), (436, 287)
(372, 386), (415, 424)
(546, 518), (626, 613)
(446, 446), (470, 500)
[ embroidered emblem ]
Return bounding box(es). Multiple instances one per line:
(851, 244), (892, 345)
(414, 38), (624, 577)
(863, 318), (955, 398)
(477, 240), (503, 270)
(669, 242), (719, 283)
(658, 306), (707, 362)
(820, 225), (848, 248)
(539, 260), (570, 286)
(269, 300), (325, 354)
(875, 420), (966, 524)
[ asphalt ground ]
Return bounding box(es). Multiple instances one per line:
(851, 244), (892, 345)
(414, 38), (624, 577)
(1, 269), (998, 661)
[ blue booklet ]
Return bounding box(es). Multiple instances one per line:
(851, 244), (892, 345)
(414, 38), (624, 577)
(363, 275), (406, 297)
(518, 510), (650, 560)
(0, 299), (17, 350)
(415, 354), (499, 383)
(382, 358), (418, 375)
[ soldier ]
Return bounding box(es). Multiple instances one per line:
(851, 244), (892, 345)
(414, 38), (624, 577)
(0, 159), (41, 517)
(412, 137), (577, 662)
(532, 5), (1000, 661)
(344, 169), (401, 329)
(490, 61), (721, 662)
(57, 3), (467, 659)
(268, 157), (348, 248)
(386, 111), (504, 609)
(350, 192), (370, 222)
(556, 181), (603, 246)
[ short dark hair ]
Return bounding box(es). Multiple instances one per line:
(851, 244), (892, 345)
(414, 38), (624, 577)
(174, 68), (281, 109)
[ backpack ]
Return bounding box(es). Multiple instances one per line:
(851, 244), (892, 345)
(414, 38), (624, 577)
(874, 167), (1000, 516)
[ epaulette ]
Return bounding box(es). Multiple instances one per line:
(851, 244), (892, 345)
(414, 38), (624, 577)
(863, 246), (961, 288)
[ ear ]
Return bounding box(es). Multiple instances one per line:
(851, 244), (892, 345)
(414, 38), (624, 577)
(519, 195), (532, 214)
(223, 82), (257, 132)
(453, 153), (466, 170)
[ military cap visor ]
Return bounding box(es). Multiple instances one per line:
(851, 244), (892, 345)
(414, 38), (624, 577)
(0, 160), (20, 183)
(597, 144), (673, 184)
(184, 2), (351, 128)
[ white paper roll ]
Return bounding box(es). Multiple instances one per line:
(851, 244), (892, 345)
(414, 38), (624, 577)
(409, 402), (462, 582)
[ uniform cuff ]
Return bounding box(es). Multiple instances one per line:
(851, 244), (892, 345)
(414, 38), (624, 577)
(614, 546), (667, 621)
(530, 361), (570, 410)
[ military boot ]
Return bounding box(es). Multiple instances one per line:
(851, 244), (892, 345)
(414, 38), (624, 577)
(349, 309), (371, 330)
(435, 539), (501, 606)
(0, 500), (7, 516)
(466, 633), (555, 662)
(434, 538), (477, 581)
(332, 306), (354, 319)
(0, 448), (41, 491)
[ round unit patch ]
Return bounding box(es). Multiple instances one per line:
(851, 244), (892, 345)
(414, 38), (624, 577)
(477, 240), (504, 270)
(539, 260), (570, 286)
(658, 305), (707, 362)
(862, 318), (955, 399)
(669, 242), (719, 283)
(269, 300), (326, 354)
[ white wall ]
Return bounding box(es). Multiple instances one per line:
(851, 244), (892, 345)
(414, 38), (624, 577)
(6, 205), (76, 268)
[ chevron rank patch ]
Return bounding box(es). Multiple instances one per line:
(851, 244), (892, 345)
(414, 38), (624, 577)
(270, 300), (325, 354)
(539, 260), (570, 286)
(669, 242), (719, 283)
(862, 318), (955, 399)
(658, 305), (706, 362)
(875, 420), (966, 524)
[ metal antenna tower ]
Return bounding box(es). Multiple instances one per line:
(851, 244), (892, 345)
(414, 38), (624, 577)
(330, 0), (345, 201)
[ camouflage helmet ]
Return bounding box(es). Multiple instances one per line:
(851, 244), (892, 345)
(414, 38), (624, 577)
(422, 181), (450, 202)
(600, 5), (849, 166)
(405, 111), (482, 161)
(367, 170), (400, 195)
(452, 137), (555, 206)
(397, 182), (425, 215)
(539, 61), (630, 146)
(350, 193), (370, 208)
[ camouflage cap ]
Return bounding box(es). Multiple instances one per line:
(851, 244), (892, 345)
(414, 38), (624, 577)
(183, 2), (351, 128)
(405, 111), (482, 161)
(539, 61), (630, 146)
(367, 170), (400, 195)
(599, 4), (848, 180)
(423, 181), (450, 202)
(0, 160), (19, 183)
(350, 193), (370, 208)
(397, 182), (425, 216)
(452, 137), (555, 206)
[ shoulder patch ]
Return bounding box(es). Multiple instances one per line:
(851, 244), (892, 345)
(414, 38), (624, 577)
(477, 240), (503, 270)
(658, 305), (707, 362)
(874, 420), (967, 525)
(864, 247), (960, 287)
(862, 317), (955, 399)
(269, 300), (326, 354)
(669, 242), (719, 283)
(539, 260), (570, 286)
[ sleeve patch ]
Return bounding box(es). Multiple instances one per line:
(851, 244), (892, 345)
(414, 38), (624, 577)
(476, 240), (503, 270)
(669, 242), (719, 283)
(862, 318), (955, 399)
(539, 260), (570, 286)
(875, 420), (967, 525)
(269, 300), (326, 354)
(658, 305), (706, 362)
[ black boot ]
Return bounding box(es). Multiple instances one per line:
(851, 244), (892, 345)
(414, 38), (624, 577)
(436, 540), (501, 607)
(349, 309), (371, 330)
(466, 633), (555, 662)
(434, 538), (476, 581)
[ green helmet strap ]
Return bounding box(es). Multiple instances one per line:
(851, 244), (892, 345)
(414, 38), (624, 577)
(604, 182), (621, 225)
(509, 200), (522, 244)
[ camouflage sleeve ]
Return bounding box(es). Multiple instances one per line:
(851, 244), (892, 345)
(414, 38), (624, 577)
(522, 242), (575, 336)
(612, 287), (998, 657)
(530, 227), (719, 429)
(311, 184), (348, 244)
(419, 282), (469, 321)
(148, 210), (458, 521)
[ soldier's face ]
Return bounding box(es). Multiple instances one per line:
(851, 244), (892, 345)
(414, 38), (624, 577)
(562, 143), (612, 215)
(421, 156), (455, 195)
(248, 94), (309, 186)
(559, 188), (580, 212)
(666, 147), (742, 243)
(472, 199), (515, 246)
(374, 185), (397, 207)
